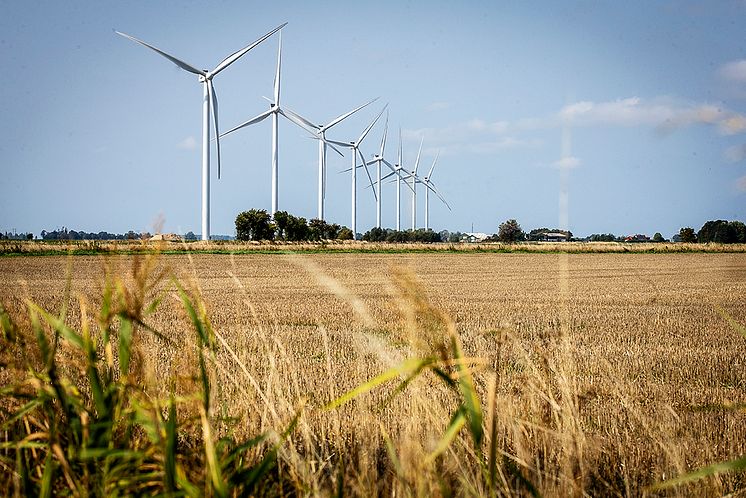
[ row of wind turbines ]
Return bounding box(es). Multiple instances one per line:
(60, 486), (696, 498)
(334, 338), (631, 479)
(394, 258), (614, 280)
(115, 23), (450, 240)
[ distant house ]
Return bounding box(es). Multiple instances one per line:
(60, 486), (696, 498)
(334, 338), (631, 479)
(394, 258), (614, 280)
(541, 232), (570, 242)
(461, 232), (490, 243)
(624, 234), (650, 242)
(149, 233), (183, 242)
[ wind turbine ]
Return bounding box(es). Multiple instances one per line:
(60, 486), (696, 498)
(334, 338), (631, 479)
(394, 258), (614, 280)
(408, 137), (425, 230)
(282, 99), (377, 220)
(115, 23), (286, 240)
(364, 112), (390, 228)
(378, 129), (406, 230)
(421, 151), (451, 230)
(219, 32), (319, 215)
(326, 106), (387, 237)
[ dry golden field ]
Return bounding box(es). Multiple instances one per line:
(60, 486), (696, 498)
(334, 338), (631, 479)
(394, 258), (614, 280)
(1, 252), (746, 496)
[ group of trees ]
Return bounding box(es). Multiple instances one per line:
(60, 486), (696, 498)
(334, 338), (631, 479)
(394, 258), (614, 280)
(39, 228), (149, 240)
(361, 227), (443, 243)
(678, 220), (746, 244)
(0, 232), (33, 240)
(235, 210), (353, 242)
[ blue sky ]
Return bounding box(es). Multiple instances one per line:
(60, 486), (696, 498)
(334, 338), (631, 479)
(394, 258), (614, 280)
(1, 1), (745, 238)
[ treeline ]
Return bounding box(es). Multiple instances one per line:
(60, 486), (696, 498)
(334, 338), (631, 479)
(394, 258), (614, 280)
(235, 209), (353, 241)
(677, 220), (746, 243)
(38, 228), (151, 241)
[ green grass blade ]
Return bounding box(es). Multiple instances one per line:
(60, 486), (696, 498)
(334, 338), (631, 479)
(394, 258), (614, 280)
(27, 303), (84, 350)
(450, 336), (483, 449)
(379, 423), (403, 478)
(39, 451), (56, 498)
(325, 357), (434, 410)
(425, 408), (467, 464)
(716, 307), (746, 339)
(118, 316), (133, 376)
(164, 392), (177, 493)
(650, 455), (746, 491)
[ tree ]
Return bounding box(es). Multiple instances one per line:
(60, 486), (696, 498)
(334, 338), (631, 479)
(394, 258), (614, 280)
(730, 221), (746, 243)
(697, 220), (736, 243)
(285, 214), (309, 241)
(337, 227), (353, 240)
(652, 232), (664, 242)
(363, 227), (387, 242)
(497, 219), (525, 243)
(235, 209), (274, 241)
(273, 211), (290, 240)
(679, 227), (697, 243)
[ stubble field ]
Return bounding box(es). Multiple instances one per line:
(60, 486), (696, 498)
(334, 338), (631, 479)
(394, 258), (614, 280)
(1, 252), (745, 496)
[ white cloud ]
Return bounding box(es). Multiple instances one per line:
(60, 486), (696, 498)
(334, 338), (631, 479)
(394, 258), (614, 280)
(177, 136), (198, 150)
(720, 60), (746, 83)
(737, 175), (746, 192)
(552, 156), (581, 170)
(425, 101), (453, 111)
(403, 119), (535, 156)
(725, 144), (746, 163)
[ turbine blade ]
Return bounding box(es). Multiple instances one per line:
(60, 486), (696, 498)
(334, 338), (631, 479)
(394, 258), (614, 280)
(428, 181), (452, 210)
(273, 31), (282, 105)
(357, 104), (387, 145)
(324, 97), (378, 131)
(328, 142), (345, 157)
(280, 106), (319, 133)
(207, 81), (221, 178)
(382, 159), (397, 172)
(114, 30), (205, 75)
(358, 148), (377, 201)
(279, 108), (316, 135)
(211, 22), (287, 76)
(379, 110), (388, 157)
(397, 127), (402, 167)
(326, 138), (352, 148)
(220, 109), (273, 138)
(381, 170), (397, 181)
(413, 135), (424, 175)
(426, 149), (440, 179)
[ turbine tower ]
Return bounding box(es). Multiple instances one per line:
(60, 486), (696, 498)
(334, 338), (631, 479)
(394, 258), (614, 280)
(115, 23), (286, 240)
(378, 129), (406, 230)
(409, 137), (425, 230)
(282, 99), (377, 220)
(326, 106), (387, 237)
(364, 112), (392, 228)
(219, 32), (319, 215)
(421, 151), (451, 230)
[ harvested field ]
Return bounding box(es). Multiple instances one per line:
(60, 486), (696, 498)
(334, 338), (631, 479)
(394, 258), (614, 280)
(1, 252), (746, 495)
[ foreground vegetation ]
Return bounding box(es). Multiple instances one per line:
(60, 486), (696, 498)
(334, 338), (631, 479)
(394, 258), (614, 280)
(1, 252), (745, 495)
(2, 239), (746, 257)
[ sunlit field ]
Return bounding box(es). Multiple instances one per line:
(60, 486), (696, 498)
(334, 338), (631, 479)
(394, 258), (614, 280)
(2, 252), (745, 496)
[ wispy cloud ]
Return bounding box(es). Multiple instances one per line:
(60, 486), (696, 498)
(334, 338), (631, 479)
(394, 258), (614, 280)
(551, 97), (746, 135)
(403, 119), (537, 156)
(725, 144), (746, 163)
(425, 101), (453, 111)
(177, 136), (198, 150)
(404, 96), (746, 159)
(720, 60), (746, 83)
(552, 156), (581, 170)
(737, 175), (746, 192)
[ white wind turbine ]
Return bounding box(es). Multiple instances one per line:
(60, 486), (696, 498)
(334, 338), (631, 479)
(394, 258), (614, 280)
(378, 129), (406, 230)
(364, 111), (394, 228)
(326, 106), (387, 237)
(421, 151), (452, 230)
(219, 32), (319, 215)
(407, 136), (425, 230)
(115, 23), (286, 240)
(282, 99), (377, 220)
